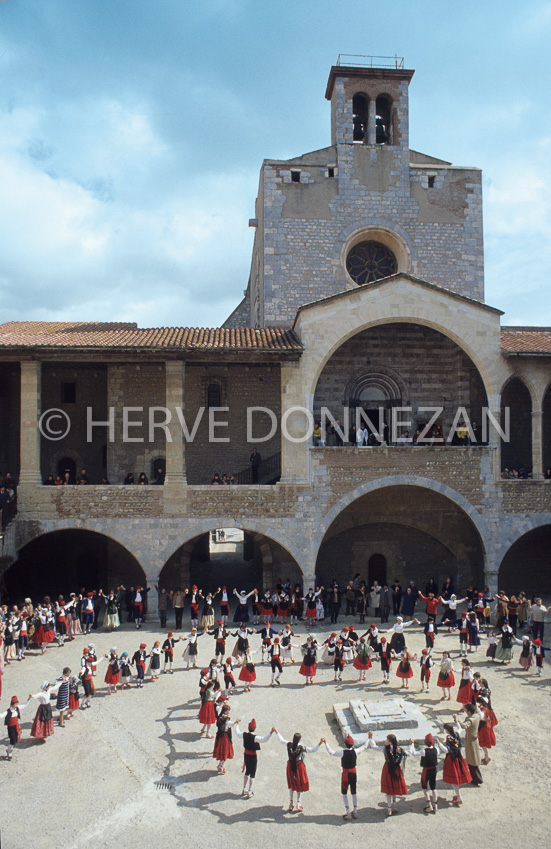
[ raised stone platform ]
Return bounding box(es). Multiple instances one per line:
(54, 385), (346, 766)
(333, 698), (436, 745)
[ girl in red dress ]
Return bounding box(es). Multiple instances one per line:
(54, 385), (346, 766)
(199, 682), (218, 737)
(367, 731), (410, 816)
(276, 730), (322, 812)
(104, 649), (120, 694)
(299, 637), (318, 684)
(438, 722), (472, 805)
(456, 658), (475, 704)
(477, 691), (498, 764)
(212, 704), (240, 773)
(396, 650), (416, 689)
(29, 681), (55, 741)
(353, 637), (372, 681)
(436, 651), (456, 700)
(238, 647), (259, 692)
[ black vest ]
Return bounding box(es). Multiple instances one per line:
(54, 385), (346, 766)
(420, 747), (438, 769)
(243, 731), (260, 751)
(341, 748), (357, 769)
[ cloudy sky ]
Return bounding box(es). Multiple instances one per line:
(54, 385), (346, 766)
(0, 0), (550, 328)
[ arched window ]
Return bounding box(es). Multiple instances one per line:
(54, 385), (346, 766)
(352, 94), (369, 142)
(207, 383), (221, 408)
(375, 94), (392, 144)
(501, 378), (532, 474)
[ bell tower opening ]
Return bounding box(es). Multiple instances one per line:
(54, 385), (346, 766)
(352, 93), (369, 142)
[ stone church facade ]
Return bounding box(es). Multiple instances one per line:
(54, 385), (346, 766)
(1, 59), (551, 600)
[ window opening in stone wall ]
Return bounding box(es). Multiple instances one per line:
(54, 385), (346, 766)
(428, 175), (436, 188)
(58, 457), (76, 483)
(102, 445), (107, 469)
(375, 95), (391, 144)
(352, 93), (368, 142)
(346, 241), (398, 285)
(328, 167), (335, 178)
(61, 381), (76, 404)
(207, 383), (222, 408)
(291, 170), (301, 183)
(151, 457), (166, 484)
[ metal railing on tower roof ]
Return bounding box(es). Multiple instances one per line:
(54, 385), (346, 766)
(336, 54), (405, 69)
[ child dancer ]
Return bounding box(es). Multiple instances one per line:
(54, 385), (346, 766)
(276, 730), (322, 812)
(104, 648), (120, 694)
(299, 636), (318, 685)
(436, 651), (455, 700)
(367, 730), (410, 816)
(149, 641), (162, 680)
(396, 650), (416, 689)
(419, 648), (433, 693)
(120, 652), (132, 688)
(234, 719), (275, 798)
(132, 643), (148, 688)
(407, 733), (441, 812)
(438, 722), (472, 805)
(213, 703), (240, 774)
(324, 733), (369, 819)
(162, 632), (181, 673)
(353, 638), (372, 681)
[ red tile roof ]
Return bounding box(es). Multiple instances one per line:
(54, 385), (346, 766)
(501, 327), (551, 355)
(0, 322), (302, 352)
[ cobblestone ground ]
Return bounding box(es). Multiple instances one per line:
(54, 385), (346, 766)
(0, 613), (549, 849)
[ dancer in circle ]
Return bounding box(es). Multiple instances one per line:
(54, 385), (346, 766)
(456, 658), (475, 705)
(299, 636), (318, 685)
(29, 681), (55, 741)
(407, 733), (441, 813)
(436, 651), (456, 700)
(213, 703), (240, 774)
(276, 730), (322, 812)
(367, 730), (410, 816)
(396, 649), (416, 689)
(234, 719), (275, 798)
(324, 733), (369, 819)
(353, 637), (372, 682)
(438, 721), (472, 805)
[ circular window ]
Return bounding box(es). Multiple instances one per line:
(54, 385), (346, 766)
(346, 240), (398, 285)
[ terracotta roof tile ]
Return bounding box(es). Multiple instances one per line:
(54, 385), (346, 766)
(501, 327), (551, 355)
(0, 322), (302, 352)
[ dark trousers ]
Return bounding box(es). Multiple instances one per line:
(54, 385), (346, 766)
(345, 600), (355, 616)
(532, 621), (544, 640)
(175, 608), (183, 630)
(330, 606), (340, 624)
(159, 610), (167, 628)
(468, 764), (483, 786)
(392, 598), (401, 615)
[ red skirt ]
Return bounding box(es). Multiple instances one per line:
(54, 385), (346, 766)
(213, 735), (234, 761)
(31, 709), (55, 739)
(299, 661), (316, 677)
(69, 692), (79, 710)
(239, 665), (256, 683)
(442, 754), (472, 786)
(478, 724), (496, 748)
(286, 760), (309, 791)
(396, 664), (413, 679)
(353, 655), (372, 670)
(105, 667), (120, 685)
(305, 607), (317, 620)
(34, 626), (55, 644)
(437, 671), (455, 688)
(199, 700), (216, 724)
(380, 763), (408, 796)
(277, 606), (289, 619)
(456, 680), (474, 704)
(261, 603), (273, 617)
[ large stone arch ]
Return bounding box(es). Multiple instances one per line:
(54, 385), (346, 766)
(498, 522), (551, 596)
(158, 523), (305, 593)
(3, 527), (147, 602)
(313, 476), (491, 559)
(313, 476), (491, 590)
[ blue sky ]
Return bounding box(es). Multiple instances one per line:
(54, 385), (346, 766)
(0, 0), (550, 328)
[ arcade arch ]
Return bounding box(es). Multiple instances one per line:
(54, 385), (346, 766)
(315, 484), (485, 592)
(498, 525), (551, 596)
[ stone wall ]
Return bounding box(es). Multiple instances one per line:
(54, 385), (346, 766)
(184, 363), (281, 484)
(41, 363), (108, 483)
(313, 322), (487, 433)
(0, 363), (20, 478)
(107, 363), (166, 484)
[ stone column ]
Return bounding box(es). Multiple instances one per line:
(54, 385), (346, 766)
(367, 100), (377, 144)
(164, 361), (186, 485)
(532, 410), (543, 479)
(280, 361), (310, 484)
(484, 395), (502, 480)
(19, 360), (42, 485)
(302, 573), (317, 592)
